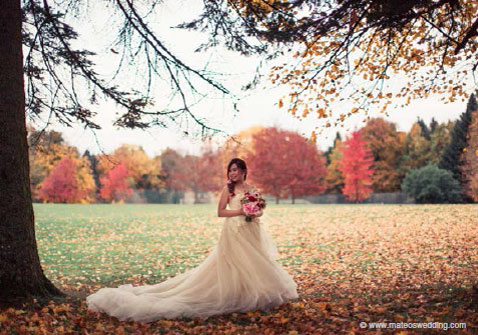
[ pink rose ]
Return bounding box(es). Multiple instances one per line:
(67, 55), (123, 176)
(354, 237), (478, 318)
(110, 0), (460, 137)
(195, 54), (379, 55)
(243, 203), (259, 216)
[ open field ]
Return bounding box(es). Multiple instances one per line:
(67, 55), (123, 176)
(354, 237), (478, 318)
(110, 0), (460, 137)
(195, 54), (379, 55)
(2, 203), (478, 334)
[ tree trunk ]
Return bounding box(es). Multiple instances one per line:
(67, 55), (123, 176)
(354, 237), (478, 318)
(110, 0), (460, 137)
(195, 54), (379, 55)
(276, 197), (279, 204)
(292, 195), (295, 204)
(0, 0), (64, 305)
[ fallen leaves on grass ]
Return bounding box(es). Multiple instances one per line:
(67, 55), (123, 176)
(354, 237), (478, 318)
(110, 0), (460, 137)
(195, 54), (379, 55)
(1, 203), (477, 334)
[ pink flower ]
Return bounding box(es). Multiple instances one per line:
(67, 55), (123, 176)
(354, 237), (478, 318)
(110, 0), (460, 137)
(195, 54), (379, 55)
(243, 203), (259, 216)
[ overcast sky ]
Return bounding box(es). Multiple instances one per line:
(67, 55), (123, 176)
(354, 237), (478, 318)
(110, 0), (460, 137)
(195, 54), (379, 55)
(30, 1), (474, 158)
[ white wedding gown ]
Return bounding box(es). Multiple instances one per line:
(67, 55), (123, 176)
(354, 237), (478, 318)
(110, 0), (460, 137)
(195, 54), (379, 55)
(86, 190), (298, 322)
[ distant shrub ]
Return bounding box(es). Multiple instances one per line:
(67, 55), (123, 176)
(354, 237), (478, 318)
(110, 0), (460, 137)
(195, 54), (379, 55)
(401, 164), (463, 203)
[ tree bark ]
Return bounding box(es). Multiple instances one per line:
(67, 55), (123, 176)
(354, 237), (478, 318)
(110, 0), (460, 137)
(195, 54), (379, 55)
(0, 0), (64, 305)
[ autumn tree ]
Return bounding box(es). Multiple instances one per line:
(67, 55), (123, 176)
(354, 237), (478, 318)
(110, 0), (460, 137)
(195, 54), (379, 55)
(160, 148), (185, 188)
(190, 1), (478, 140)
(99, 162), (134, 203)
(247, 127), (327, 204)
(159, 147), (222, 203)
(217, 126), (264, 182)
(401, 122), (432, 174)
(325, 138), (345, 194)
(38, 157), (85, 203)
(360, 118), (406, 192)
(428, 120), (455, 164)
(189, 150), (223, 202)
(324, 132), (342, 166)
(283, 136), (327, 204)
(339, 130), (374, 203)
(97, 144), (164, 196)
(28, 129), (96, 203)
(28, 129), (75, 200)
(459, 110), (478, 202)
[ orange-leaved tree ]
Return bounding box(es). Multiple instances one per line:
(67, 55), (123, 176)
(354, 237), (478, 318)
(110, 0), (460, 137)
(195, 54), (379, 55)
(460, 109), (478, 202)
(218, 126), (264, 182)
(360, 117), (406, 192)
(325, 139), (345, 194)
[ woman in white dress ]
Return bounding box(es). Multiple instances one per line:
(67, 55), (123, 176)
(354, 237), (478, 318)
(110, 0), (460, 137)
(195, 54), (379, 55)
(86, 158), (298, 322)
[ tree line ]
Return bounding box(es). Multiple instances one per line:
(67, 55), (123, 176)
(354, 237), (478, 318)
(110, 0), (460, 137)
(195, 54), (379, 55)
(28, 94), (478, 204)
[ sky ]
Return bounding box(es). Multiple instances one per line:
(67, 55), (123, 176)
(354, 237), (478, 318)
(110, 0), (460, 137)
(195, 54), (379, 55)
(30, 0), (474, 158)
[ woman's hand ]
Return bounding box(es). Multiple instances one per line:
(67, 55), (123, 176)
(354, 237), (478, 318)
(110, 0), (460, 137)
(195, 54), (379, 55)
(248, 209), (263, 218)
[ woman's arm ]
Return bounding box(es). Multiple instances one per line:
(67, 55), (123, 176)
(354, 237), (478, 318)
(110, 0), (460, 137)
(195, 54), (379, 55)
(217, 187), (245, 218)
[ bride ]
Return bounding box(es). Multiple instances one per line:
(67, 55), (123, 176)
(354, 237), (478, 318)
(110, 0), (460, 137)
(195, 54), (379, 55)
(86, 158), (298, 322)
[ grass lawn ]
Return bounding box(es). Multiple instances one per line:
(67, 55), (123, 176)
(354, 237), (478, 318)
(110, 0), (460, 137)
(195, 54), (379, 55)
(2, 203), (478, 334)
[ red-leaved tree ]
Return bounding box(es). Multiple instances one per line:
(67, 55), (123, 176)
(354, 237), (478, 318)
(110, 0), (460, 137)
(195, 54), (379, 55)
(339, 130), (374, 203)
(38, 157), (80, 203)
(247, 127), (327, 204)
(99, 162), (133, 203)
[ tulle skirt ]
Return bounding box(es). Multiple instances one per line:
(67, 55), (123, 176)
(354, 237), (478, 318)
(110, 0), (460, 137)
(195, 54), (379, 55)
(85, 216), (298, 322)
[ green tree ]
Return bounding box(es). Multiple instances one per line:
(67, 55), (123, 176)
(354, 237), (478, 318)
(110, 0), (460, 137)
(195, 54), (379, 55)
(439, 92), (477, 202)
(417, 117), (431, 141)
(402, 164), (462, 204)
(429, 117), (439, 133)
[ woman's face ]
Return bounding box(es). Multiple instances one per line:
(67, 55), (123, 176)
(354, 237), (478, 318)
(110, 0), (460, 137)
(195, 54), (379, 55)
(228, 163), (244, 182)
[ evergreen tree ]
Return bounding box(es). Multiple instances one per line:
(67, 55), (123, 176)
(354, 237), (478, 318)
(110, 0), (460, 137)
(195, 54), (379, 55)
(417, 117), (431, 140)
(429, 117), (439, 133)
(324, 132), (342, 166)
(83, 150), (100, 197)
(438, 92), (477, 202)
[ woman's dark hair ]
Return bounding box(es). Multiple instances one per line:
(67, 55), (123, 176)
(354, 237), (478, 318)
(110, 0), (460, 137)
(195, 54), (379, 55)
(227, 158), (247, 196)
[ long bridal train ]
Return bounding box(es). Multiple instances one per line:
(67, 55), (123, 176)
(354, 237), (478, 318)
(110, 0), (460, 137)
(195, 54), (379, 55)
(86, 191), (298, 322)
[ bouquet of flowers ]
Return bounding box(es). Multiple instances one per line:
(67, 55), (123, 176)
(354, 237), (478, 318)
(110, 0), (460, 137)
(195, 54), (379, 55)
(240, 190), (267, 222)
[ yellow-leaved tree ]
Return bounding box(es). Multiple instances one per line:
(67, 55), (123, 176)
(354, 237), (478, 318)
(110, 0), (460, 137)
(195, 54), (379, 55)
(190, 1), (478, 142)
(28, 128), (96, 203)
(97, 144), (164, 195)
